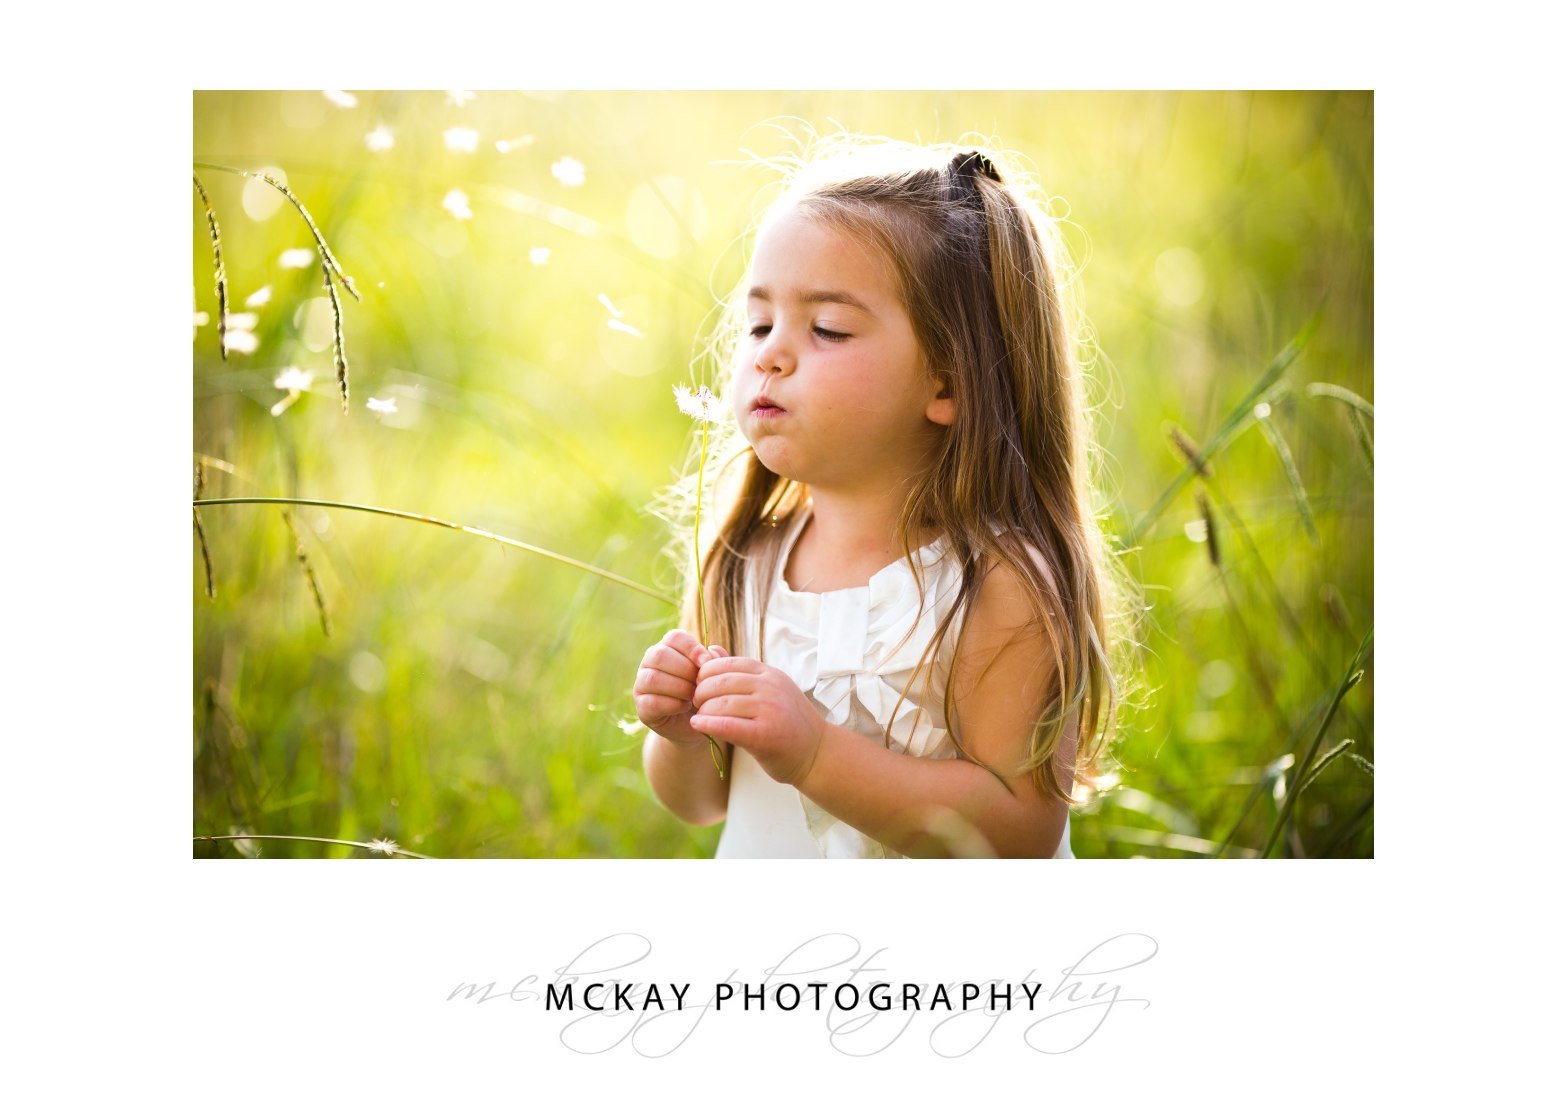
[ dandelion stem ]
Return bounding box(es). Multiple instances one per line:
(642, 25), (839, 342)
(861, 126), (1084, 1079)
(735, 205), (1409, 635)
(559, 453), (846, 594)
(193, 834), (432, 858)
(692, 417), (726, 779)
(695, 418), (710, 642)
(192, 496), (676, 606)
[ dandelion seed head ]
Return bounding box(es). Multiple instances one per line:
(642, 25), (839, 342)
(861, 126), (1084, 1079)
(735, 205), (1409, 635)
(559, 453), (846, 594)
(245, 285), (272, 308)
(442, 188), (473, 221)
(279, 247), (317, 269)
(529, 247), (551, 266)
(322, 89), (358, 109)
(551, 156), (586, 187)
(364, 125), (395, 152)
(273, 366), (313, 392)
(443, 127), (480, 153)
(674, 384), (722, 422)
(367, 396), (398, 415)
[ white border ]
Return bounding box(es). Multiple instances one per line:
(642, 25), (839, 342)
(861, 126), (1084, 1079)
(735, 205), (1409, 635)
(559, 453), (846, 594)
(9, 1), (1562, 1109)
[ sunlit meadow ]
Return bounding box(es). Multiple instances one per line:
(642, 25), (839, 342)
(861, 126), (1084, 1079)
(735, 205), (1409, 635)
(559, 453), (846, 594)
(193, 90), (1373, 858)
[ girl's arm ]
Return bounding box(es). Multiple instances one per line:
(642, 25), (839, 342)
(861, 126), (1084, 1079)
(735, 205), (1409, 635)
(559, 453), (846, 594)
(643, 725), (731, 827)
(692, 563), (1075, 857)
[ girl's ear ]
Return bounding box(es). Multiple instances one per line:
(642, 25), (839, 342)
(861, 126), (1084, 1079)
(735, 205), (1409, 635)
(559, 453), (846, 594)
(926, 374), (956, 427)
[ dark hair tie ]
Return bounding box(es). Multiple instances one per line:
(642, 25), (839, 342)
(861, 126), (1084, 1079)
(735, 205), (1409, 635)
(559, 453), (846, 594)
(950, 150), (1002, 186)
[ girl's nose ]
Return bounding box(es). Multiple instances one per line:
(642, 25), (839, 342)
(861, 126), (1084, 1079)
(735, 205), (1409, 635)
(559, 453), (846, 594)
(754, 332), (794, 376)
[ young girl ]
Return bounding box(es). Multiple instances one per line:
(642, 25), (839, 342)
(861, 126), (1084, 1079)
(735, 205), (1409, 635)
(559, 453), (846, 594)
(636, 136), (1135, 858)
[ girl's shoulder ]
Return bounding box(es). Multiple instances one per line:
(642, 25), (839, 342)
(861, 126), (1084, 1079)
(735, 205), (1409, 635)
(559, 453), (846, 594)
(966, 530), (1062, 630)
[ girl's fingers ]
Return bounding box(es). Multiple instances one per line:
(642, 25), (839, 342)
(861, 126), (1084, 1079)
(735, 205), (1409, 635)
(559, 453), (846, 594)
(635, 692), (690, 720)
(695, 693), (754, 719)
(644, 643), (699, 683)
(696, 655), (765, 680)
(691, 671), (757, 708)
(635, 666), (696, 700)
(689, 713), (750, 744)
(661, 629), (713, 668)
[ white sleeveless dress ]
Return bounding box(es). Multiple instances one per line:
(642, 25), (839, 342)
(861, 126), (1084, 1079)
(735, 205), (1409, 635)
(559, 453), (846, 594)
(714, 509), (1075, 859)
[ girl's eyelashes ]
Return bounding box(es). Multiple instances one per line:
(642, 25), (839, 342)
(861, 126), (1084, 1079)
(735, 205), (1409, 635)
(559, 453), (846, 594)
(747, 324), (851, 341)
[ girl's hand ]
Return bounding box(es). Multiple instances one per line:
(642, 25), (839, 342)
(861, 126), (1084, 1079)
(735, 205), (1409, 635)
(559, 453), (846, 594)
(690, 655), (827, 787)
(633, 629), (719, 749)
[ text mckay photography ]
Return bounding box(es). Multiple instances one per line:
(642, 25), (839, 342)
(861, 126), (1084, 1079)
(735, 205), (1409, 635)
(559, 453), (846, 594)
(447, 931), (1156, 1057)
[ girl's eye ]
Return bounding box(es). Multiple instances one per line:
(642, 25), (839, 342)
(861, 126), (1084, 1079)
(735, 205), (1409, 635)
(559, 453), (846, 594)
(747, 324), (850, 341)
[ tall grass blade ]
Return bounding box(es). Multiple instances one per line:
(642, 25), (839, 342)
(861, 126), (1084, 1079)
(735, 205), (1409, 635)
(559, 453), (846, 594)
(1260, 625), (1372, 857)
(1125, 307), (1322, 546)
(1256, 411), (1320, 545)
(191, 174), (228, 361)
(281, 509), (331, 636)
(193, 833), (433, 858)
(193, 496), (676, 606)
(194, 162), (361, 300)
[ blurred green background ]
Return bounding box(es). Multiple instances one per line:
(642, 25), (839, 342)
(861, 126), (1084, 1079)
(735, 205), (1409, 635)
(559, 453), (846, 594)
(193, 90), (1373, 858)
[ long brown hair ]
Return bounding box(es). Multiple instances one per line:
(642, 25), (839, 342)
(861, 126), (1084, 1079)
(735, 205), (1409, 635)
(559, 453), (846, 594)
(664, 132), (1142, 804)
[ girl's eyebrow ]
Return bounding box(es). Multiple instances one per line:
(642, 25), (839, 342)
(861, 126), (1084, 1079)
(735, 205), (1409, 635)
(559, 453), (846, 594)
(747, 285), (873, 314)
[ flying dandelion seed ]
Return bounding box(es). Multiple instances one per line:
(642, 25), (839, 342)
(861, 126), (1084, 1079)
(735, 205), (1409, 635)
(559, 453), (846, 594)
(607, 319), (642, 338)
(616, 717), (644, 736)
(223, 310), (259, 353)
(365, 125), (395, 152)
(1183, 519), (1209, 543)
(1254, 401), (1273, 420)
(446, 90), (476, 107)
(245, 285), (272, 308)
(495, 135), (534, 154)
(443, 127), (480, 153)
(598, 293), (625, 318)
(193, 310), (209, 329)
(273, 366), (313, 392)
(367, 837), (401, 856)
(551, 156), (586, 187)
(278, 247), (316, 269)
(529, 247), (551, 266)
(673, 384), (722, 422)
(366, 396), (398, 415)
(442, 189), (473, 221)
(322, 89), (358, 109)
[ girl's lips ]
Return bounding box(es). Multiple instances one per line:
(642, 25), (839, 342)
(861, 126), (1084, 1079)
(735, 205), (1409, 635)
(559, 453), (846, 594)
(751, 405), (786, 418)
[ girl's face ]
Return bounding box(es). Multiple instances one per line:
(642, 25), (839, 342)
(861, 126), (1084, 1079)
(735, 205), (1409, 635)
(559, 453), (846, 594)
(734, 207), (953, 490)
